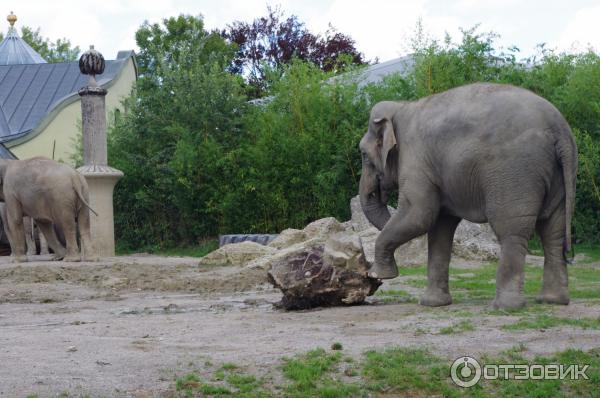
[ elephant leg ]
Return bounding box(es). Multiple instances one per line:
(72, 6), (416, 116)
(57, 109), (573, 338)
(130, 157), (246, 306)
(6, 202), (27, 263)
(371, 192), (439, 279)
(59, 216), (81, 262)
(24, 216), (36, 256)
(38, 228), (50, 255)
(36, 221), (66, 260)
(77, 207), (97, 261)
(536, 205), (569, 305)
(490, 216), (536, 310)
(420, 215), (461, 307)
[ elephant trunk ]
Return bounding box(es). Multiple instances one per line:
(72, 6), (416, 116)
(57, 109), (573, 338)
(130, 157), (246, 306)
(359, 172), (391, 230)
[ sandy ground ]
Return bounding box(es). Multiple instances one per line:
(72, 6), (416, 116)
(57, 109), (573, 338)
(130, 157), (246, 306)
(0, 254), (599, 397)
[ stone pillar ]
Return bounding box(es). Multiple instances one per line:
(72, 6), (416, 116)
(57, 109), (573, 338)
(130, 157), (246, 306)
(76, 46), (123, 257)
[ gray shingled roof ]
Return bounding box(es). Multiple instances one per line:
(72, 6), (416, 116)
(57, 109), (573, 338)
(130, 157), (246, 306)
(0, 26), (47, 65)
(0, 52), (133, 143)
(360, 55), (415, 85)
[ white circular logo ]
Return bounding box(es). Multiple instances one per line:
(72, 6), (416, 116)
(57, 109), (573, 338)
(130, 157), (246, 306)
(451, 356), (482, 388)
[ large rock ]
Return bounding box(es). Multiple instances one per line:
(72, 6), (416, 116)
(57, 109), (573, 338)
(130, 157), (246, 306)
(349, 195), (499, 263)
(268, 229), (307, 249)
(452, 222), (499, 260)
(267, 246), (381, 310)
(322, 231), (365, 271)
(303, 217), (346, 239)
(246, 238), (322, 270)
(199, 241), (276, 267)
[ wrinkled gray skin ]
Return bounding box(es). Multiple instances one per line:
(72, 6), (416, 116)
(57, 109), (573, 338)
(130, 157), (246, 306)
(359, 83), (577, 310)
(0, 157), (96, 262)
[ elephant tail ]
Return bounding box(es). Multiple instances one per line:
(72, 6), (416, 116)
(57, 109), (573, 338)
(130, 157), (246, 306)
(555, 123), (578, 258)
(72, 174), (99, 217)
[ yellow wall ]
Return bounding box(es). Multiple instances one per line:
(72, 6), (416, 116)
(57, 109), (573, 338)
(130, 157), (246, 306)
(9, 57), (136, 165)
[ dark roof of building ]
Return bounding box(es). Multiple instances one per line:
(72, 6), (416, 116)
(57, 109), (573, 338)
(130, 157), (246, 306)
(0, 25), (47, 65)
(0, 51), (134, 143)
(360, 55), (415, 85)
(0, 142), (16, 159)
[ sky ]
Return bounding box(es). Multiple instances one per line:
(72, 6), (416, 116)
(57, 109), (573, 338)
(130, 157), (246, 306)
(2, 0), (600, 62)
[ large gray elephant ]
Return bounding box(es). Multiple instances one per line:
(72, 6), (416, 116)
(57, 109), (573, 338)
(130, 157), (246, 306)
(359, 83), (577, 310)
(0, 157), (96, 262)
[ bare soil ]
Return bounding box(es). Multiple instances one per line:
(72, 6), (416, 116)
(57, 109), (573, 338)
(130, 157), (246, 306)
(0, 254), (599, 397)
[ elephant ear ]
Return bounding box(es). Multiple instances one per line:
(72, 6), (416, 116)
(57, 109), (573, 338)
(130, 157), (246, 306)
(374, 117), (397, 171)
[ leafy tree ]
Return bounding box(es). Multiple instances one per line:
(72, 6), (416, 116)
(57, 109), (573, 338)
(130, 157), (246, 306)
(223, 6), (366, 98)
(109, 15), (246, 249)
(0, 26), (80, 62)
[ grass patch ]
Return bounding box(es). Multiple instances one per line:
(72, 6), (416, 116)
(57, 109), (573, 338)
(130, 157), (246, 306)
(174, 364), (269, 398)
(282, 348), (361, 397)
(439, 319), (476, 334)
(47, 346), (600, 397)
(480, 347), (600, 398)
(151, 240), (219, 257)
(574, 244), (600, 263)
(400, 260), (600, 303)
(362, 347), (463, 396)
(116, 239), (219, 257)
(502, 314), (600, 331)
(374, 289), (418, 303)
(528, 240), (600, 263)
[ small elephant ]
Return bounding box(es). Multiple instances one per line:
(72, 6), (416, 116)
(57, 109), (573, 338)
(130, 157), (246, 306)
(0, 157), (97, 262)
(359, 83), (577, 310)
(0, 209), (50, 256)
(24, 216), (50, 255)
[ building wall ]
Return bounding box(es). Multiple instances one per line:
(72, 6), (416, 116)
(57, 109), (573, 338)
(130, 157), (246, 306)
(9, 57), (136, 165)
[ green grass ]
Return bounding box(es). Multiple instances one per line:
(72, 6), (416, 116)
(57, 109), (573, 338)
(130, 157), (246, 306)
(374, 289), (418, 303)
(30, 346), (600, 397)
(502, 314), (600, 331)
(528, 240), (600, 263)
(116, 239), (219, 257)
(174, 364), (269, 398)
(281, 348), (361, 397)
(439, 319), (476, 334)
(575, 244), (600, 263)
(399, 255), (600, 303)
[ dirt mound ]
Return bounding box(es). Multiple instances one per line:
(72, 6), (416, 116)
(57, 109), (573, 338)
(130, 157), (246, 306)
(0, 256), (269, 304)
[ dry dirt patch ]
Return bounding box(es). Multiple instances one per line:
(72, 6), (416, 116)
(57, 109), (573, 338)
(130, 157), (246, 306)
(0, 255), (598, 397)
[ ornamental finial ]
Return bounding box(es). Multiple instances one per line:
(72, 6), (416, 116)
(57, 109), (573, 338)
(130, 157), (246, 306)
(7, 11), (16, 27)
(79, 45), (105, 87)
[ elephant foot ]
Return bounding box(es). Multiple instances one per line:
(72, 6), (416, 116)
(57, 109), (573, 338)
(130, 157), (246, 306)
(491, 293), (526, 310)
(536, 290), (570, 305)
(40, 249), (50, 255)
(63, 254), (81, 262)
(367, 258), (398, 279)
(51, 253), (65, 261)
(12, 255), (27, 263)
(420, 289), (452, 307)
(26, 250), (36, 256)
(84, 256), (100, 262)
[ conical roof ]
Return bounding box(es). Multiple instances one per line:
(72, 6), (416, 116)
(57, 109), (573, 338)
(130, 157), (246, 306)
(0, 12), (47, 65)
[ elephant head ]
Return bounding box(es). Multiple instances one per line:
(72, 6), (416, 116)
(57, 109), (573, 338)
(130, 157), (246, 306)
(359, 101), (400, 230)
